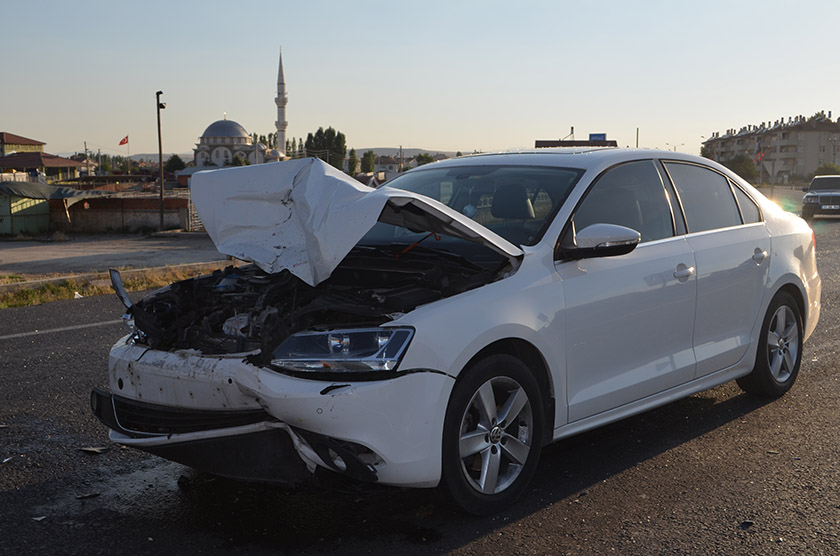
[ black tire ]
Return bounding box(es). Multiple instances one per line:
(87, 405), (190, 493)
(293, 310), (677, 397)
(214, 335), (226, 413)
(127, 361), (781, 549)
(440, 354), (544, 515)
(737, 291), (803, 398)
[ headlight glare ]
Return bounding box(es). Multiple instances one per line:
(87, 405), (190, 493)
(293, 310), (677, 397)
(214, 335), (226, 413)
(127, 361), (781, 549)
(271, 328), (414, 374)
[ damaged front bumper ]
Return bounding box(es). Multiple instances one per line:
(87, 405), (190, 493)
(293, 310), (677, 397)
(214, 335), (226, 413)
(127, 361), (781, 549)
(92, 336), (454, 488)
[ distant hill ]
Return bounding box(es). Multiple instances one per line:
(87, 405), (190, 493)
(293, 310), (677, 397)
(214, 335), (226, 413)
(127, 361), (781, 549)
(127, 153), (194, 163)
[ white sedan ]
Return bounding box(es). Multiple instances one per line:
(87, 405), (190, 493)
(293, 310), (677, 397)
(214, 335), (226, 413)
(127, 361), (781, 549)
(92, 149), (820, 514)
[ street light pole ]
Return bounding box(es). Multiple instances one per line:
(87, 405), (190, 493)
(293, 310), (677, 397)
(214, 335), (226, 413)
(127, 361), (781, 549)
(156, 91), (166, 231)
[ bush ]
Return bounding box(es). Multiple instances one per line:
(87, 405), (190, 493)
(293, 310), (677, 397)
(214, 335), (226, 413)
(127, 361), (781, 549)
(812, 163), (840, 178)
(720, 154), (758, 182)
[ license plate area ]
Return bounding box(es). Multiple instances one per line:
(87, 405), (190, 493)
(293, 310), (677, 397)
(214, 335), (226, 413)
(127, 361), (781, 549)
(821, 204), (840, 210)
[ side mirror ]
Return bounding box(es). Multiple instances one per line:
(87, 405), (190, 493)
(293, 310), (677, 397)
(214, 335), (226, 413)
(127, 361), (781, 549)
(556, 223), (641, 261)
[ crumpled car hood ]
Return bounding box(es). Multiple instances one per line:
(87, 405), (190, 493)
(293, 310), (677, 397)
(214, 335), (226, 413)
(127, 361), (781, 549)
(191, 158), (522, 286)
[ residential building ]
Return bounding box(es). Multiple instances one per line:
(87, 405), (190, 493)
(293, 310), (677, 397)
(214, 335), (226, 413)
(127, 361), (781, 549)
(375, 156), (399, 173)
(0, 151), (84, 181)
(0, 132), (45, 157)
(702, 111), (840, 182)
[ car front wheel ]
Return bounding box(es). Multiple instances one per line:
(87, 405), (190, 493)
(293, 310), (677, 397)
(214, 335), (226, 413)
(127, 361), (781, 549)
(737, 291), (803, 397)
(441, 354), (544, 515)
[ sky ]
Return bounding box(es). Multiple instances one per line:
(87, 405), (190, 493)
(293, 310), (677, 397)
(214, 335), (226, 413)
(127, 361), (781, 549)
(3, 0), (839, 158)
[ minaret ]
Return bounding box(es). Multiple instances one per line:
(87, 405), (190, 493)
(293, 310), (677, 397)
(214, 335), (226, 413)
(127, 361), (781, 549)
(275, 49), (288, 157)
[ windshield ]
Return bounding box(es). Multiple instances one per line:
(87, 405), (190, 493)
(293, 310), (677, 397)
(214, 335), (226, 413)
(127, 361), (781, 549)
(809, 176), (840, 191)
(358, 165), (583, 260)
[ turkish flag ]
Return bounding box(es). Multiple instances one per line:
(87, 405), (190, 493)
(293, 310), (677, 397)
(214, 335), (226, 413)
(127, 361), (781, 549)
(119, 136), (129, 146)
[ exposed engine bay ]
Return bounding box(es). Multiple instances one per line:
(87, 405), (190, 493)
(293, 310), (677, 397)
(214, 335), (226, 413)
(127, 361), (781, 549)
(124, 245), (507, 363)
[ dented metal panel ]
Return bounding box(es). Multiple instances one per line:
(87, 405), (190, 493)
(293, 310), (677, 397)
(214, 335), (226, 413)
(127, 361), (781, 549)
(190, 158), (521, 286)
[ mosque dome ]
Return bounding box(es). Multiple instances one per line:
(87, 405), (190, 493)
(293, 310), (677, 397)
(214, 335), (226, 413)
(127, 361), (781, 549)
(201, 119), (250, 139)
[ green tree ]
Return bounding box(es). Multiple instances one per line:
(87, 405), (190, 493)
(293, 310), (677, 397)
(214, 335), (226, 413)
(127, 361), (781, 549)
(231, 153), (250, 166)
(361, 150), (376, 173)
(416, 153), (434, 166)
(813, 162), (840, 177)
(347, 148), (358, 175)
(164, 154), (186, 173)
(304, 126), (347, 170)
(699, 143), (713, 159)
(456, 151), (463, 157)
(720, 154), (757, 182)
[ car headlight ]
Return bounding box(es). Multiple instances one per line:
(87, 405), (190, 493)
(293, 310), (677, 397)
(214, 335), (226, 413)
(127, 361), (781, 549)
(270, 327), (414, 374)
(803, 196), (819, 204)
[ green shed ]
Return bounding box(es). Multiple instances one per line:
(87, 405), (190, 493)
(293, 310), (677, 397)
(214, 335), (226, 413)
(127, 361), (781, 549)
(0, 181), (113, 236)
(0, 193), (49, 235)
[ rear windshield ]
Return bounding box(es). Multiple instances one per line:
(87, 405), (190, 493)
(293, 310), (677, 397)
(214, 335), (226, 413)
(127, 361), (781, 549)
(369, 165), (584, 249)
(809, 176), (840, 191)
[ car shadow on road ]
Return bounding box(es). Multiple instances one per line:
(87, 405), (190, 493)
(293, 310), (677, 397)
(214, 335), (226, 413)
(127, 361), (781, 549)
(153, 383), (774, 553)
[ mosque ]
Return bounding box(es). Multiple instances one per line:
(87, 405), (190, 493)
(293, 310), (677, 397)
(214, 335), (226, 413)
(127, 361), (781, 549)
(193, 51), (288, 167)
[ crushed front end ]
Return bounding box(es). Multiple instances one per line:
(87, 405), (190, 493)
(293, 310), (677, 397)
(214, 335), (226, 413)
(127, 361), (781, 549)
(91, 245), (501, 487)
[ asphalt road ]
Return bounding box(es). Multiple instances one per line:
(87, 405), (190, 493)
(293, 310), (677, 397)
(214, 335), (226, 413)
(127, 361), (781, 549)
(0, 234), (226, 275)
(1, 188), (839, 555)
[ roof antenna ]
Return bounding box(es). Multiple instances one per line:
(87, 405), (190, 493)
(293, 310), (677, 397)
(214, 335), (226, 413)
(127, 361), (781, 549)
(223, 112), (227, 120)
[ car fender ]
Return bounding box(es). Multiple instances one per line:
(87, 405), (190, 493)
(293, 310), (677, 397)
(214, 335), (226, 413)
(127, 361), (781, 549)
(394, 252), (569, 429)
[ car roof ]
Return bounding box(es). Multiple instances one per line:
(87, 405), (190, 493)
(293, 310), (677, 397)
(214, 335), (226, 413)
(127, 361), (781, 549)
(415, 148), (713, 172)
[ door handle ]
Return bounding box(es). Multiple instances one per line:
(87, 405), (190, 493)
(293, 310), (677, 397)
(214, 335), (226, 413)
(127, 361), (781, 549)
(674, 264), (695, 281)
(752, 248), (768, 263)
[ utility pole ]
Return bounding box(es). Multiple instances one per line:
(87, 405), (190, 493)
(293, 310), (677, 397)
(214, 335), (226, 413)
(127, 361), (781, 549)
(156, 91), (166, 231)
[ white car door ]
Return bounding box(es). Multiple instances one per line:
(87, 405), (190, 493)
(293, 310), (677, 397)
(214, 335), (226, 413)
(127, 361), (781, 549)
(556, 160), (698, 422)
(663, 162), (771, 377)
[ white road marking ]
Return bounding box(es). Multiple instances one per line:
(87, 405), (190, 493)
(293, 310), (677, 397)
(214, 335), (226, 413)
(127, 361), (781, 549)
(0, 319), (123, 341)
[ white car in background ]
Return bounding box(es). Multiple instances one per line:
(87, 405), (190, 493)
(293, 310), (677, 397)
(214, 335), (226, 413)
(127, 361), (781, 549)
(92, 150), (820, 514)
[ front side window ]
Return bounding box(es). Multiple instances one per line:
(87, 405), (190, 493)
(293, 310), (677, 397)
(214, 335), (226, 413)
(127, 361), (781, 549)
(572, 160), (674, 243)
(665, 162), (741, 233)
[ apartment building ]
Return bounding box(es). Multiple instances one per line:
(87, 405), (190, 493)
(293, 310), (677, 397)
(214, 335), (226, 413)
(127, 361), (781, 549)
(702, 111), (840, 183)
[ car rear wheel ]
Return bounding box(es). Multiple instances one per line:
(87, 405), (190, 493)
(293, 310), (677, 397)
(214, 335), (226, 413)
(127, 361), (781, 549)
(441, 354), (544, 515)
(737, 291), (803, 398)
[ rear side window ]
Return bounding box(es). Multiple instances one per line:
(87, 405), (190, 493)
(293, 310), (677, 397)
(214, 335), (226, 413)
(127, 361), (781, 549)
(732, 184), (760, 224)
(665, 163), (741, 233)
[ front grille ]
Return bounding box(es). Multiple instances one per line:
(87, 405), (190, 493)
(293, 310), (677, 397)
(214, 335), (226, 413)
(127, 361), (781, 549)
(818, 194), (840, 205)
(110, 394), (272, 436)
